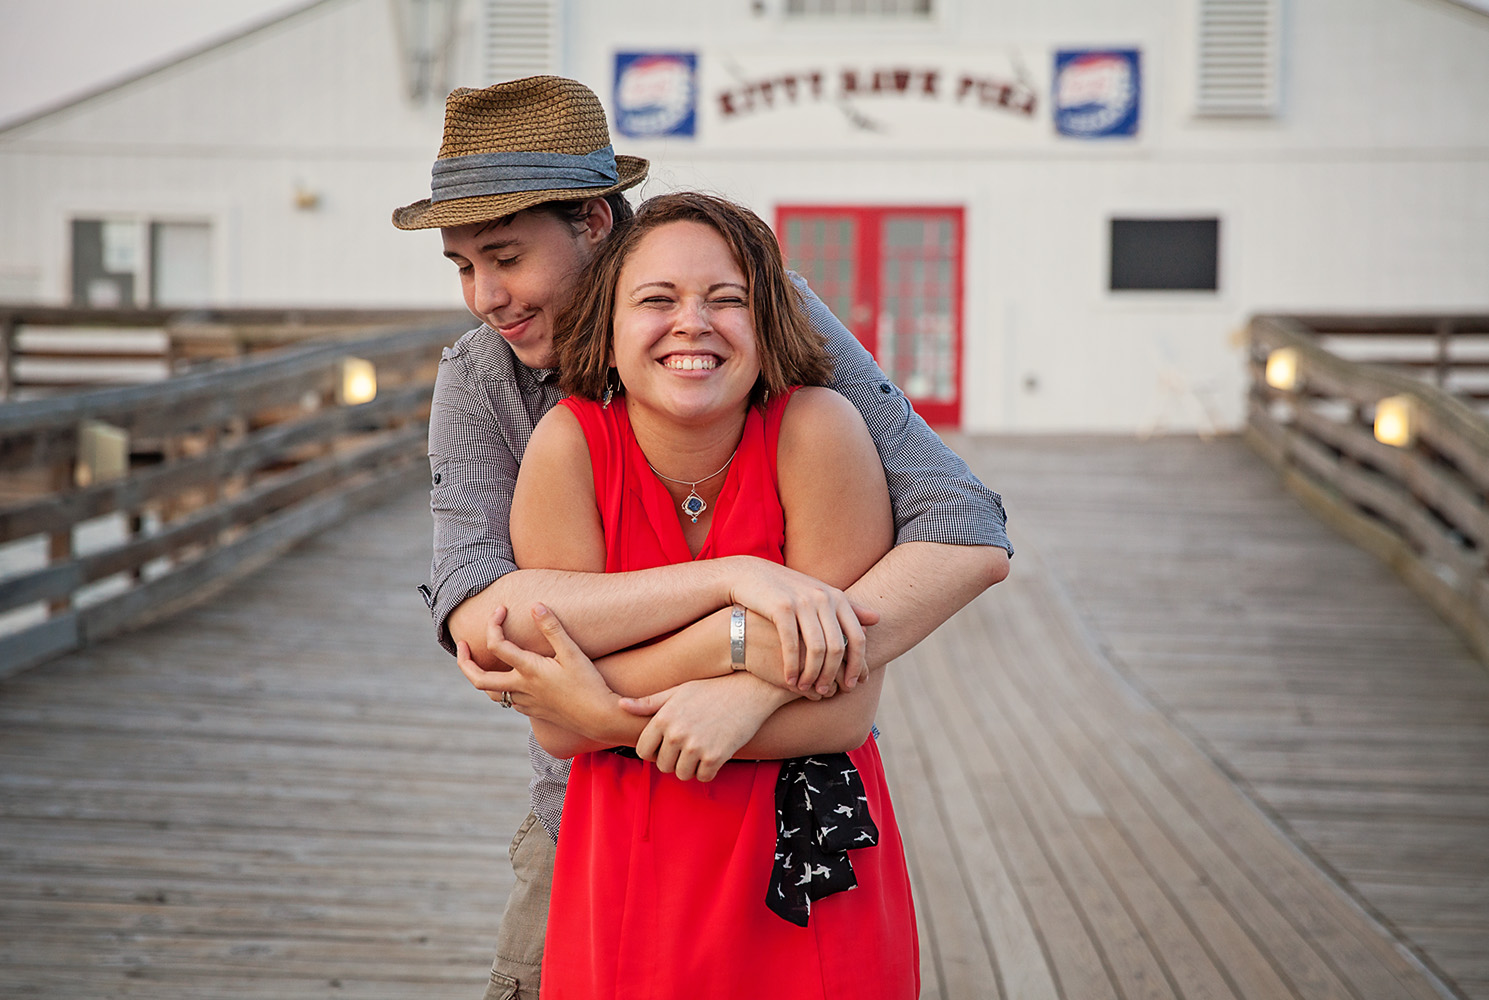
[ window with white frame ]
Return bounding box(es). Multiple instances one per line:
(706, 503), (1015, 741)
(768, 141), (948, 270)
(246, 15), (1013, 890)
(71, 218), (212, 308)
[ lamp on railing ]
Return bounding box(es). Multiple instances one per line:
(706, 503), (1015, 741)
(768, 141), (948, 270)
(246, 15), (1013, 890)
(75, 420), (129, 487)
(1264, 347), (1301, 391)
(1373, 394), (1415, 448)
(338, 357), (377, 406)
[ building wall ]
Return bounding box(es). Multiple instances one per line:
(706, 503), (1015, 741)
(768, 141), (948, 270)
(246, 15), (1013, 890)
(0, 0), (478, 309)
(1, 0), (1484, 432)
(574, 0), (1489, 431)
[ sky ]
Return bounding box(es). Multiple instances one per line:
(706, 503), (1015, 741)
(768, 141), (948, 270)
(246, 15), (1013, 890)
(0, 0), (314, 127)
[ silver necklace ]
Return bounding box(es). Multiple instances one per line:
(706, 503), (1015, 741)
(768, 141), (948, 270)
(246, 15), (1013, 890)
(646, 447), (739, 523)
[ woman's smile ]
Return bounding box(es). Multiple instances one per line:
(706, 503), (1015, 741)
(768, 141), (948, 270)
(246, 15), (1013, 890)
(660, 352), (722, 372)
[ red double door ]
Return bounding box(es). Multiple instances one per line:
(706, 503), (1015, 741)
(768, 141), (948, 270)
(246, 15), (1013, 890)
(777, 206), (964, 427)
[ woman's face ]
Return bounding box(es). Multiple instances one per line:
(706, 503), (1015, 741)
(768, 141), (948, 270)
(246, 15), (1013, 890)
(610, 220), (761, 426)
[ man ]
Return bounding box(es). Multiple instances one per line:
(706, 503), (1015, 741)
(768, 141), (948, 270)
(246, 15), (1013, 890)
(394, 76), (1011, 1000)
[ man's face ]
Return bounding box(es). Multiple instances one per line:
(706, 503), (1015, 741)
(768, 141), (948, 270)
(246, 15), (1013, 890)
(441, 204), (608, 369)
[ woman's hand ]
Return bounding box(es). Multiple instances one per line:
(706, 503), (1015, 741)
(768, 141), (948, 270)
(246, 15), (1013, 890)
(457, 604), (616, 735)
(620, 674), (795, 782)
(722, 556), (878, 697)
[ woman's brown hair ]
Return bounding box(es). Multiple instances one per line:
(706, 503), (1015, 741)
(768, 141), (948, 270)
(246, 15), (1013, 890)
(554, 192), (832, 405)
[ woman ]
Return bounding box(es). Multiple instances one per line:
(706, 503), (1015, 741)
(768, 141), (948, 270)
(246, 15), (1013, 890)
(492, 193), (918, 999)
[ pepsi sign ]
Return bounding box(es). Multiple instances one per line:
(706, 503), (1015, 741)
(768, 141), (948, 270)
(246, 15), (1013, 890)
(1053, 50), (1140, 138)
(614, 53), (698, 138)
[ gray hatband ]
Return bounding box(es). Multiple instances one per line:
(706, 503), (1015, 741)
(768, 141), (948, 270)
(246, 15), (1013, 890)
(429, 146), (620, 203)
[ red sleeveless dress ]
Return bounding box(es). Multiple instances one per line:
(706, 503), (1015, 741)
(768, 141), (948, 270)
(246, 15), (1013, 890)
(539, 393), (918, 1000)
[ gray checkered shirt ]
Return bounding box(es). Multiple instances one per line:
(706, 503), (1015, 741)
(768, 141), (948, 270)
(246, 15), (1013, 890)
(423, 275), (1011, 840)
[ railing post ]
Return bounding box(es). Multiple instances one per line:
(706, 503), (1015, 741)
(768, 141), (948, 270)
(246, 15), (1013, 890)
(1, 311), (16, 401)
(1434, 318), (1453, 390)
(47, 460), (72, 616)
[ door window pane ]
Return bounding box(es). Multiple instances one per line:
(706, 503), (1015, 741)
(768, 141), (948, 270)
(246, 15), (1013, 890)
(779, 204), (962, 426)
(782, 215), (858, 327)
(880, 213), (957, 402)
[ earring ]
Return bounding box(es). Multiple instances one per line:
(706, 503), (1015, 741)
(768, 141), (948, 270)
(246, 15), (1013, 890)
(602, 370), (618, 408)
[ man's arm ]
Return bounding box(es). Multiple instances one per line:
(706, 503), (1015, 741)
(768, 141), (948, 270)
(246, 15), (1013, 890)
(849, 540), (1008, 664)
(797, 272), (1012, 663)
(452, 557), (871, 687)
(428, 340), (872, 686)
(471, 389), (895, 775)
(441, 283), (1011, 727)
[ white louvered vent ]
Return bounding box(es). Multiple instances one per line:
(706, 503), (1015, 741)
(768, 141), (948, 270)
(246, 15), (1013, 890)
(484, 0), (560, 83)
(1196, 0), (1282, 117)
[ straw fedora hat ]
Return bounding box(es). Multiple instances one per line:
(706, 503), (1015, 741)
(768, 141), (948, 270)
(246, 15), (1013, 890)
(392, 76), (649, 230)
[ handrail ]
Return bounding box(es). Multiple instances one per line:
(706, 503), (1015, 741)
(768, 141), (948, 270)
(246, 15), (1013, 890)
(1246, 314), (1489, 664)
(0, 304), (468, 399)
(0, 317), (471, 677)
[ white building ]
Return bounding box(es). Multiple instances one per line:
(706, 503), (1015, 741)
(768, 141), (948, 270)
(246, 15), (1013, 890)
(2, 0), (1486, 432)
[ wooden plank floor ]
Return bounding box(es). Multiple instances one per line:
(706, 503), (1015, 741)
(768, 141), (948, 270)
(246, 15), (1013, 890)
(0, 438), (1479, 999)
(0, 473), (532, 998)
(949, 432), (1487, 1000)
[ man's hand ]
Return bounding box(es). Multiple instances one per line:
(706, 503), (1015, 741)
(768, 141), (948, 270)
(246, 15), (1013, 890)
(723, 556), (879, 697)
(620, 674), (795, 783)
(456, 604), (615, 733)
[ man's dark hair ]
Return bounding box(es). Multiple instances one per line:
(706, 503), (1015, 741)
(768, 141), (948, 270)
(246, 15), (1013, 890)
(529, 192), (635, 231)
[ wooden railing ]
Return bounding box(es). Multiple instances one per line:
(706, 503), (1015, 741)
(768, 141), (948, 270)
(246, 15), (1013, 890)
(0, 305), (468, 399)
(0, 317), (470, 677)
(1291, 314), (1489, 407)
(1245, 314), (1489, 664)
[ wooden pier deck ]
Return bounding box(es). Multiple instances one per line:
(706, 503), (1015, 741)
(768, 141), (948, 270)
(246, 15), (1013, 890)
(1, 434), (1485, 999)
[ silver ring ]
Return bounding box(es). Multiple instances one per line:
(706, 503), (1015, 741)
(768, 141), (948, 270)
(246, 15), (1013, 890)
(500, 690), (513, 709)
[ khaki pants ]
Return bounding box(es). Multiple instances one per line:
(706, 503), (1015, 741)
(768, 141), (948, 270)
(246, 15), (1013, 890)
(482, 810), (556, 1000)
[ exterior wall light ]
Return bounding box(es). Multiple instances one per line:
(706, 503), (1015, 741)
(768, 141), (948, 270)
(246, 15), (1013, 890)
(338, 357), (377, 406)
(1264, 347), (1300, 391)
(76, 419), (129, 487)
(1373, 394), (1414, 448)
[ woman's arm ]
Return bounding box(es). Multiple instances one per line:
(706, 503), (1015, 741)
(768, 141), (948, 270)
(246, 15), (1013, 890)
(502, 406), (864, 754)
(736, 387), (893, 744)
(484, 389), (892, 765)
(624, 387), (894, 773)
(459, 399), (874, 694)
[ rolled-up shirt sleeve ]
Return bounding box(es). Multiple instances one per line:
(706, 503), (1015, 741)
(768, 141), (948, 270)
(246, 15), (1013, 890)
(795, 273), (1013, 555)
(425, 335), (544, 653)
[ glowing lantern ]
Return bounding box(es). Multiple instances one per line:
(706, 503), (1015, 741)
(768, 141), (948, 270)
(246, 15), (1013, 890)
(1264, 347), (1300, 391)
(75, 420), (129, 488)
(1373, 395), (1414, 448)
(338, 357), (377, 406)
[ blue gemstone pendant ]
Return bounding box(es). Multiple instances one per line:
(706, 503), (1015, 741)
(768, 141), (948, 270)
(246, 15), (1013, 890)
(682, 491), (707, 523)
